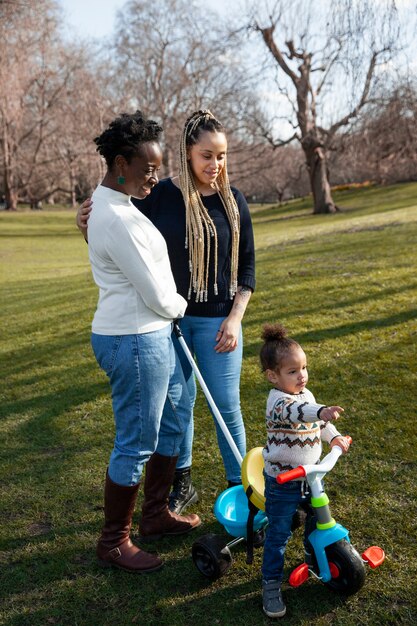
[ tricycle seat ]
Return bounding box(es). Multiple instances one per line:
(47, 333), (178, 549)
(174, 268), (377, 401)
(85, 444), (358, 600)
(241, 446), (266, 512)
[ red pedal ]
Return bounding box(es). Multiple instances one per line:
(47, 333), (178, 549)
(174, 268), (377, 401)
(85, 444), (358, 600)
(289, 563), (309, 587)
(362, 546), (385, 569)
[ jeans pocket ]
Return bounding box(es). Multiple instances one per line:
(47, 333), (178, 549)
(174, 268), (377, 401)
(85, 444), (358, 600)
(91, 334), (123, 376)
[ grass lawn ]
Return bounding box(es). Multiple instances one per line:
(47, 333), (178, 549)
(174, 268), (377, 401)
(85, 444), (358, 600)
(0, 183), (416, 625)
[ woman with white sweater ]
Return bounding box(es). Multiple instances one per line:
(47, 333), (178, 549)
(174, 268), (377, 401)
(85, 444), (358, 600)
(88, 111), (200, 575)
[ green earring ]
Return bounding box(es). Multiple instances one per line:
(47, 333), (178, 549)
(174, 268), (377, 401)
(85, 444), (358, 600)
(117, 175), (125, 185)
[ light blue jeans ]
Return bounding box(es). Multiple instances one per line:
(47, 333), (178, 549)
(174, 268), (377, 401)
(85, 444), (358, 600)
(91, 324), (191, 487)
(173, 315), (246, 484)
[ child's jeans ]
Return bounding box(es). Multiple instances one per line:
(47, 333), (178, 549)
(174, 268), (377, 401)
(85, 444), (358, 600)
(262, 474), (314, 582)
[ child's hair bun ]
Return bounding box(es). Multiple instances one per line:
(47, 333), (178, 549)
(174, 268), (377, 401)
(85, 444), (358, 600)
(261, 323), (288, 342)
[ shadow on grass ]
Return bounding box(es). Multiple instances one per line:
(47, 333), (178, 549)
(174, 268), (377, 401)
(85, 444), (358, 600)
(0, 525), (350, 626)
(250, 277), (417, 322)
(295, 307), (417, 343)
(1, 331), (95, 377)
(243, 306), (417, 359)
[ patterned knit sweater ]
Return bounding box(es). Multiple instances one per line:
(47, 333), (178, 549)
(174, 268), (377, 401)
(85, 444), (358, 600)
(263, 387), (341, 479)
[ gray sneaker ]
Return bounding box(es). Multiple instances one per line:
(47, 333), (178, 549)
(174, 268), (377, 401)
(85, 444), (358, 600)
(262, 580), (286, 618)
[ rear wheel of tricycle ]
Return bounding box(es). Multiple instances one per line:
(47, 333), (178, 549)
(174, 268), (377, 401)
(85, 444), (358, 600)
(192, 533), (233, 579)
(324, 539), (366, 595)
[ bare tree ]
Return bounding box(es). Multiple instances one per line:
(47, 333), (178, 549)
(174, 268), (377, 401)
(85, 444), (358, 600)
(3, 0), (412, 208)
(329, 79), (417, 186)
(18, 46), (96, 207)
(227, 135), (309, 203)
(242, 0), (403, 213)
(360, 81), (417, 184)
(0, 1), (110, 207)
(0, 1), (76, 208)
(48, 54), (115, 206)
(109, 0), (256, 177)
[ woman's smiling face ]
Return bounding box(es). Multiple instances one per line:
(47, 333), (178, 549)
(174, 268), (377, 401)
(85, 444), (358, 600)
(117, 141), (162, 199)
(187, 130), (227, 193)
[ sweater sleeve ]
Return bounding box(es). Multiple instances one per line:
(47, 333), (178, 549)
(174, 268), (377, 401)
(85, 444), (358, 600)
(320, 421), (342, 443)
(270, 395), (326, 425)
(105, 214), (187, 320)
(233, 188), (256, 291)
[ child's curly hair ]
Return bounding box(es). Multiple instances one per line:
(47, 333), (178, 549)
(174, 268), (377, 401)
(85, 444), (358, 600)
(260, 323), (301, 372)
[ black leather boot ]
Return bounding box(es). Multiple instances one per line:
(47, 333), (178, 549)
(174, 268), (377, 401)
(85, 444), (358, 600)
(168, 466), (199, 514)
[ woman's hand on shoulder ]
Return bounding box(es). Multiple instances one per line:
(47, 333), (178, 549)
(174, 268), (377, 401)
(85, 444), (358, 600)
(76, 198), (93, 240)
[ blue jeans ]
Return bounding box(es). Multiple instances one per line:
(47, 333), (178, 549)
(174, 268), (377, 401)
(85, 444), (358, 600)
(173, 315), (246, 484)
(262, 474), (313, 582)
(91, 325), (191, 487)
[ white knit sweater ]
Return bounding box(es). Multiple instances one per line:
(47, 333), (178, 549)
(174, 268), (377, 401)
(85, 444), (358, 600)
(88, 185), (187, 335)
(263, 387), (341, 478)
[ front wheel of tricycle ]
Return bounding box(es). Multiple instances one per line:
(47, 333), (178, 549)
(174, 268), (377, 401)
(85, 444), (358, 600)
(192, 533), (233, 579)
(324, 539), (366, 595)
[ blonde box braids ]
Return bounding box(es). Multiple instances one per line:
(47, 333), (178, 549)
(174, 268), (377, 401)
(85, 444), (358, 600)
(178, 110), (240, 303)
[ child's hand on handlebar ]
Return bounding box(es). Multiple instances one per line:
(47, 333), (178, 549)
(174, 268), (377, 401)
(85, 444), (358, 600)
(320, 406), (344, 422)
(330, 436), (351, 454)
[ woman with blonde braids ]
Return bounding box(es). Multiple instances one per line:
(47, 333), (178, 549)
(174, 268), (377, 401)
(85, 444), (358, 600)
(77, 110), (256, 514)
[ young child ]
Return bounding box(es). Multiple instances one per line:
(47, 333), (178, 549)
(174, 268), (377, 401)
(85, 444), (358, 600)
(260, 323), (351, 618)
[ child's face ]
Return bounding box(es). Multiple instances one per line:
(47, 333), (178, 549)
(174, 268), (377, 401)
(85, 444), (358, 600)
(267, 347), (308, 394)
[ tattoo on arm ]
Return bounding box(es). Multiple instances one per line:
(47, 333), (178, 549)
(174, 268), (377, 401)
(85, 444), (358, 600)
(237, 286), (252, 300)
(232, 286), (252, 314)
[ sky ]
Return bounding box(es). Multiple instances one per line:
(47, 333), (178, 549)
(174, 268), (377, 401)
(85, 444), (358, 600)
(58, 0), (125, 39)
(58, 0), (229, 40)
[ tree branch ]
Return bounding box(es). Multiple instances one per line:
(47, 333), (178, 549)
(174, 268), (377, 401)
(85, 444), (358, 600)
(254, 23), (298, 84)
(326, 50), (379, 138)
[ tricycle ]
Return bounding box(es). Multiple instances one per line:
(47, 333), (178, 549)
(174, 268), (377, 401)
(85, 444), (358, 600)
(173, 323), (384, 592)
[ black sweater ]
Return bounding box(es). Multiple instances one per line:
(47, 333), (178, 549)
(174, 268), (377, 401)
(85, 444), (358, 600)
(133, 178), (256, 317)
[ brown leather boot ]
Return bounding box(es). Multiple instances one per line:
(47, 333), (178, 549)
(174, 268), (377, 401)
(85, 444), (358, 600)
(97, 471), (163, 573)
(139, 453), (201, 541)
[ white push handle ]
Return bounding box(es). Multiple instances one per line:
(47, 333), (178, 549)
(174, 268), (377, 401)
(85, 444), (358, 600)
(174, 325), (243, 467)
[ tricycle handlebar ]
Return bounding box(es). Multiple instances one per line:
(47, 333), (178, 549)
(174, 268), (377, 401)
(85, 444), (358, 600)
(276, 436), (352, 484)
(277, 466), (306, 484)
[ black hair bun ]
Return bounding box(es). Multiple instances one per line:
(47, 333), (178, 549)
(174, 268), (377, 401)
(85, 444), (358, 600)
(261, 323), (288, 342)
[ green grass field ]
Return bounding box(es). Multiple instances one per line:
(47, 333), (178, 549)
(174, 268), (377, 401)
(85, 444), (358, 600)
(1, 183), (416, 625)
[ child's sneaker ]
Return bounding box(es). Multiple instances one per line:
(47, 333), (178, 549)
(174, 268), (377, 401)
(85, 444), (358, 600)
(262, 580), (286, 618)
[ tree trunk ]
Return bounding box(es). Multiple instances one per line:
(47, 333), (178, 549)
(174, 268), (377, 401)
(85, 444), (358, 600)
(70, 166), (77, 207)
(302, 134), (338, 214)
(4, 187), (18, 210)
(162, 146), (175, 178)
(2, 126), (18, 210)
